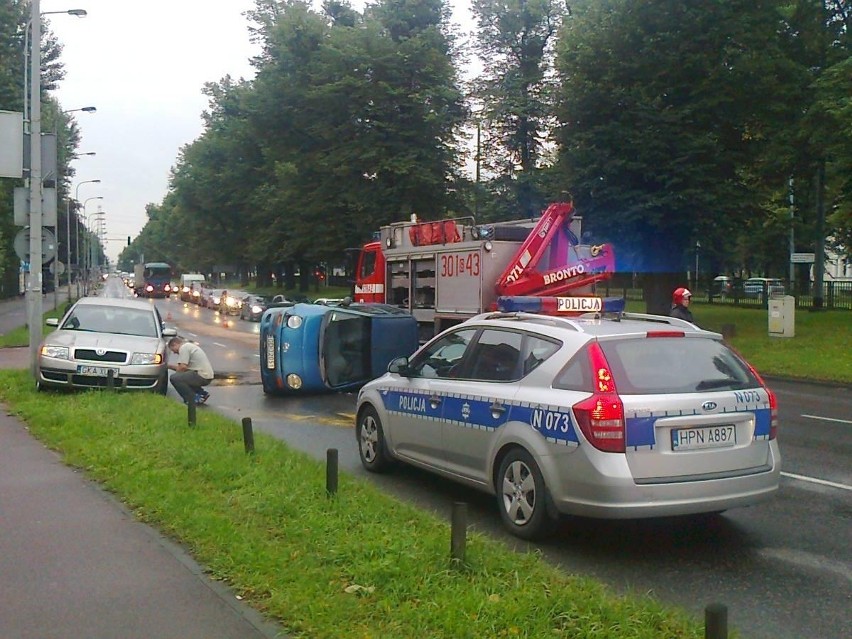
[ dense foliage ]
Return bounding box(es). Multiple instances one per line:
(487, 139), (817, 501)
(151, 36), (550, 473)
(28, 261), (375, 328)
(1, 0), (850, 300)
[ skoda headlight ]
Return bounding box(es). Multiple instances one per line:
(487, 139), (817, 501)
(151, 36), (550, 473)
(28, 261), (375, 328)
(41, 345), (70, 360)
(286, 315), (303, 329)
(130, 353), (163, 365)
(251, 305), (263, 314)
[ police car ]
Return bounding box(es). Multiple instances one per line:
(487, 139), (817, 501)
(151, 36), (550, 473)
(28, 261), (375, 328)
(355, 309), (781, 539)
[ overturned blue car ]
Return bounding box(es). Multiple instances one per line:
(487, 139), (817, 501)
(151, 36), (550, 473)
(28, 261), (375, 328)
(259, 301), (419, 395)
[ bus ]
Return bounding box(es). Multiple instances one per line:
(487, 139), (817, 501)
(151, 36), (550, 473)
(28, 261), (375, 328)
(134, 262), (173, 298)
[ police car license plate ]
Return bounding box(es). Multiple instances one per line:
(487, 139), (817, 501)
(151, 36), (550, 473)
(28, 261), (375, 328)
(671, 425), (736, 451)
(77, 365), (117, 377)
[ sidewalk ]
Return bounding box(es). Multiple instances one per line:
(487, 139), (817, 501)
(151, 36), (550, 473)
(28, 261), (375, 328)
(0, 304), (285, 638)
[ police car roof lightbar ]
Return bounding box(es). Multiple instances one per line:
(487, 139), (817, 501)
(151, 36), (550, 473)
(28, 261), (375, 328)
(496, 296), (626, 316)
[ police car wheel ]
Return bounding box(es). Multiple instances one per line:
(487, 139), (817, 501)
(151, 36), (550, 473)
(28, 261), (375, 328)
(496, 448), (558, 540)
(357, 406), (392, 473)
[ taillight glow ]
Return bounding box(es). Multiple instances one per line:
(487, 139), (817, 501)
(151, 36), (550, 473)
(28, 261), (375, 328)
(739, 355), (778, 441)
(767, 387), (778, 440)
(572, 342), (625, 452)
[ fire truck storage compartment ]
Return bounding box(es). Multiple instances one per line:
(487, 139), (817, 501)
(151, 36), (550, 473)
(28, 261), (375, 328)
(435, 241), (518, 316)
(388, 260), (410, 306)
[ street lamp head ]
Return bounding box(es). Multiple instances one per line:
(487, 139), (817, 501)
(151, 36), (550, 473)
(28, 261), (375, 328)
(67, 9), (87, 17)
(80, 106), (96, 113)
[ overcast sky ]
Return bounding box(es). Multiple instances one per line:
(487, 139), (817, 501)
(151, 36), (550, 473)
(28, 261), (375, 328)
(48, 0), (475, 264)
(49, 0), (259, 263)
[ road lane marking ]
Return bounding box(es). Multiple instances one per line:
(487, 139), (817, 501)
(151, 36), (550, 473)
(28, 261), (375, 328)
(781, 471), (852, 492)
(801, 414), (852, 425)
(213, 342), (227, 348)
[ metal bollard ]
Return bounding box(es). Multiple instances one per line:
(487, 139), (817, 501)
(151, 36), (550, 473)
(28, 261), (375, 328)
(326, 448), (338, 496)
(705, 603), (728, 639)
(106, 369), (115, 390)
(450, 502), (467, 563)
(187, 400), (196, 427)
(241, 417), (255, 454)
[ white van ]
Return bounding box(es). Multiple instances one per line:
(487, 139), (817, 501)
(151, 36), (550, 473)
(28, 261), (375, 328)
(179, 273), (206, 301)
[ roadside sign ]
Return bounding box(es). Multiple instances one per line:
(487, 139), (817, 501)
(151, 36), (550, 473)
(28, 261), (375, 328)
(791, 253), (815, 264)
(14, 227), (57, 264)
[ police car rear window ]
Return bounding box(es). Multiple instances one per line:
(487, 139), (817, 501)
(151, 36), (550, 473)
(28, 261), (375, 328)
(599, 337), (760, 395)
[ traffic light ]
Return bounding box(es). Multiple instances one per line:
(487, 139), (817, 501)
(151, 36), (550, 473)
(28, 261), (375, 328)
(314, 266), (326, 281)
(127, 236), (131, 246)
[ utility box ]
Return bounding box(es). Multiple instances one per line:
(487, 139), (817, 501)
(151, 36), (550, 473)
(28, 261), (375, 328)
(768, 295), (795, 338)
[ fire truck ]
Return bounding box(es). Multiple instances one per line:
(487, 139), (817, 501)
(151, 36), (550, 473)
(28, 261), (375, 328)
(354, 201), (616, 340)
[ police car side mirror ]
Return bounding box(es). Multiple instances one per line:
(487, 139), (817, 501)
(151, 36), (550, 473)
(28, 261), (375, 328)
(388, 357), (411, 376)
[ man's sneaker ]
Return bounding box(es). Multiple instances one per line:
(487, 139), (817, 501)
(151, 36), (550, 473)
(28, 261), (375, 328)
(197, 391), (210, 405)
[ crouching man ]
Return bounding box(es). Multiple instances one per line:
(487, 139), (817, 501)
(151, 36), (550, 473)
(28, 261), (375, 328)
(167, 336), (214, 405)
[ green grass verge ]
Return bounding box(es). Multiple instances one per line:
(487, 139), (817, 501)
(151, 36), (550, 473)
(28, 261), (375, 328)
(0, 373), (710, 639)
(693, 304), (851, 384)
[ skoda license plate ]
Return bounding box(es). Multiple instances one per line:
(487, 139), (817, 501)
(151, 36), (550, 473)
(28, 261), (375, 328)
(77, 365), (117, 377)
(671, 425), (736, 451)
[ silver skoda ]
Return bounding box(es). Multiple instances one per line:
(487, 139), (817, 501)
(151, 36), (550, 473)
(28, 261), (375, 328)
(37, 297), (177, 393)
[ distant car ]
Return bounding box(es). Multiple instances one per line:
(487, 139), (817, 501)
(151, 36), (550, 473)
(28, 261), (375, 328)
(199, 288), (224, 309)
(219, 290), (247, 316)
(712, 275), (733, 298)
(239, 294), (270, 322)
(355, 310), (781, 539)
(37, 297), (177, 393)
(743, 277), (784, 299)
(260, 302), (419, 396)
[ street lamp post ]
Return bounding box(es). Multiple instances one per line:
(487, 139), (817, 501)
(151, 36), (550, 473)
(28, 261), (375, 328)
(694, 241), (701, 293)
(70, 180), (101, 299)
(55, 135), (96, 308)
(25, 3), (87, 375)
(27, 0), (44, 376)
(83, 201), (104, 294)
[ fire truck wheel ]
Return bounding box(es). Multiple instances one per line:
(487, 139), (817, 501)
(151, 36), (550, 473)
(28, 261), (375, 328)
(357, 405), (392, 473)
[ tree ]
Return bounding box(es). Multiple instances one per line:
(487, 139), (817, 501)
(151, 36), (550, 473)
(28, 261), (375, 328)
(777, 0), (851, 291)
(553, 0), (799, 312)
(243, 0), (465, 276)
(470, 0), (566, 218)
